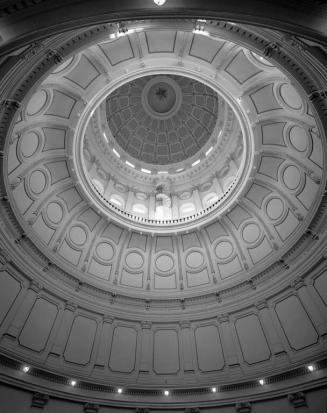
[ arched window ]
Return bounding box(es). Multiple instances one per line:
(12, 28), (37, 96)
(203, 192), (219, 208)
(92, 179), (104, 196)
(109, 194), (125, 209)
(180, 202), (196, 217)
(132, 203), (148, 216)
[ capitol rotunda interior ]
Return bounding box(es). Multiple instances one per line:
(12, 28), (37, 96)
(0, 1), (327, 412)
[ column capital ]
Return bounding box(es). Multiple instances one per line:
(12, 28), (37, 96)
(218, 313), (230, 323)
(31, 393), (49, 409)
(141, 320), (152, 329)
(235, 402), (252, 413)
(291, 276), (306, 290)
(288, 392), (307, 408)
(84, 403), (99, 413)
(180, 320), (191, 329)
(255, 299), (268, 310)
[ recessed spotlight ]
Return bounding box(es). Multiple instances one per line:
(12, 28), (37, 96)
(153, 0), (166, 5)
(22, 365), (30, 373)
(164, 390), (169, 396)
(141, 168), (151, 174)
(192, 159), (200, 167)
(70, 380), (77, 386)
(307, 365), (314, 372)
(259, 379), (265, 386)
(211, 387), (217, 393)
(117, 388), (123, 394)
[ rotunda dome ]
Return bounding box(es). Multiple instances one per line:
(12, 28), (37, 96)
(0, 15), (327, 410)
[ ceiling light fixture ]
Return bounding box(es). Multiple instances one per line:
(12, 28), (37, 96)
(117, 388), (123, 394)
(192, 159), (200, 167)
(125, 160), (135, 168)
(70, 380), (77, 386)
(259, 379), (265, 385)
(22, 365), (30, 373)
(205, 146), (213, 156)
(164, 390), (170, 396)
(211, 387), (217, 393)
(153, 0), (166, 5)
(307, 365), (314, 372)
(141, 168), (151, 174)
(112, 148), (120, 158)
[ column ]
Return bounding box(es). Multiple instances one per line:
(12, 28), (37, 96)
(126, 189), (134, 210)
(288, 392), (309, 412)
(103, 178), (115, 200)
(192, 188), (203, 211)
(5, 281), (40, 339)
(212, 177), (223, 197)
(256, 300), (286, 355)
(292, 277), (327, 337)
(180, 321), (195, 372)
(48, 302), (76, 357)
(149, 195), (156, 219)
(30, 393), (49, 413)
(139, 321), (152, 373)
(218, 314), (240, 366)
(171, 195), (179, 219)
(94, 316), (115, 368)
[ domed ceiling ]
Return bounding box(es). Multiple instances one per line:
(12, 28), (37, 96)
(0, 20), (327, 405)
(106, 74), (219, 164)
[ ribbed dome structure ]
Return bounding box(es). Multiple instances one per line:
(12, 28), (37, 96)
(0, 7), (326, 412)
(106, 74), (219, 164)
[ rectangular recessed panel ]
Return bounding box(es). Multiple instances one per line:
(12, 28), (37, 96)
(101, 223), (123, 244)
(109, 326), (137, 372)
(19, 298), (58, 352)
(99, 37), (134, 66)
(32, 215), (55, 244)
(186, 268), (210, 287)
(43, 127), (66, 150)
(225, 50), (261, 84)
(64, 54), (100, 89)
(0, 271), (21, 325)
(250, 84), (281, 113)
(275, 295), (318, 350)
(205, 222), (227, 243)
(261, 122), (286, 146)
(154, 272), (176, 289)
(248, 237), (273, 264)
(195, 325), (224, 371)
(190, 35), (224, 63)
(275, 209), (299, 241)
(88, 259), (111, 280)
(145, 30), (177, 53)
(153, 330), (179, 374)
(218, 256), (243, 279)
(235, 314), (271, 364)
(64, 316), (97, 364)
(314, 270), (327, 305)
(46, 90), (76, 118)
